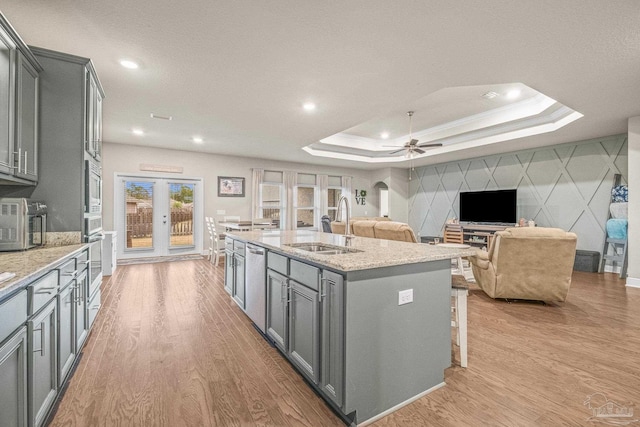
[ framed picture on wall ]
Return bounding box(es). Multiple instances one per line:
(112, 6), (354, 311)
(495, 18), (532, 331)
(218, 176), (245, 197)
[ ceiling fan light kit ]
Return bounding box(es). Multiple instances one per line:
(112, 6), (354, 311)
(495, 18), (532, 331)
(385, 111), (443, 157)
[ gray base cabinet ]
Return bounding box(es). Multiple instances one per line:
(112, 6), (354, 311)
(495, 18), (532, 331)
(319, 270), (344, 408)
(75, 271), (89, 351)
(288, 281), (319, 383)
(266, 269), (288, 352)
(224, 249), (233, 294)
(0, 326), (28, 427)
(28, 299), (57, 427)
(57, 283), (75, 386)
(231, 254), (245, 309)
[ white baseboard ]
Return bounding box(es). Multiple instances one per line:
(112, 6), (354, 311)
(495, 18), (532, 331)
(626, 277), (640, 288)
(357, 382), (446, 426)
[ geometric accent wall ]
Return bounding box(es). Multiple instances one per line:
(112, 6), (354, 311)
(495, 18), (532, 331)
(408, 134), (628, 252)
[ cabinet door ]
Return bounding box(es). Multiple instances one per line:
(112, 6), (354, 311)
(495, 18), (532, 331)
(57, 284), (76, 386)
(28, 299), (57, 427)
(232, 255), (246, 309)
(320, 270), (344, 408)
(14, 51), (38, 181)
(0, 27), (16, 175)
(85, 70), (96, 156)
(288, 280), (320, 384)
(93, 89), (102, 161)
(266, 269), (288, 352)
(224, 250), (233, 295)
(0, 326), (28, 427)
(75, 271), (88, 351)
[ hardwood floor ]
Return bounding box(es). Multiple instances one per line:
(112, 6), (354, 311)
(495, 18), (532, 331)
(49, 261), (640, 426)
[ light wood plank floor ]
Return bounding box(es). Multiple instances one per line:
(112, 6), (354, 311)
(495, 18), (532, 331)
(49, 260), (640, 426)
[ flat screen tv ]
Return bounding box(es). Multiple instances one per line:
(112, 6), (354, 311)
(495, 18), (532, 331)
(459, 189), (517, 224)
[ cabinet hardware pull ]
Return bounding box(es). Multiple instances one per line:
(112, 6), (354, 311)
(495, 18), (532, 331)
(23, 150), (28, 174)
(32, 321), (45, 357)
(15, 149), (21, 173)
(91, 304), (101, 310)
(280, 281), (286, 301)
(35, 286), (57, 294)
(319, 277), (328, 302)
(60, 271), (77, 276)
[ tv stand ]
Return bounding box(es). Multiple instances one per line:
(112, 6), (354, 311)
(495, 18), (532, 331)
(460, 223), (511, 248)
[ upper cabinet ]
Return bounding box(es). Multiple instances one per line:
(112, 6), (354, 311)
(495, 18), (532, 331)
(0, 14), (42, 185)
(85, 66), (104, 162)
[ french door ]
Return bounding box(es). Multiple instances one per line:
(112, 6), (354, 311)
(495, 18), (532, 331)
(115, 174), (203, 259)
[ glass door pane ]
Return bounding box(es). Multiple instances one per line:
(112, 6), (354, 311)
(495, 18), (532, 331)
(125, 181), (154, 249)
(169, 182), (194, 247)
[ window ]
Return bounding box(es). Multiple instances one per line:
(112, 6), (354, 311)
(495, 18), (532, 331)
(295, 185), (317, 229)
(259, 172), (284, 229)
(327, 176), (342, 221)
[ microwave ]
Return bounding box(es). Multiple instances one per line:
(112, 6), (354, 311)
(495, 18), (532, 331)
(0, 198), (48, 251)
(85, 159), (102, 214)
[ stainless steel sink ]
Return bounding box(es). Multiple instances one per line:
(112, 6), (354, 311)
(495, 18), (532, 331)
(285, 242), (362, 255)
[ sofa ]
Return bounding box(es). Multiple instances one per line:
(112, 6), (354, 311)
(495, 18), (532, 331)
(468, 227), (578, 302)
(331, 217), (418, 243)
(330, 216), (390, 234)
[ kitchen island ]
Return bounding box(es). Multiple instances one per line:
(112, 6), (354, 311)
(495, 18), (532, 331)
(224, 230), (477, 426)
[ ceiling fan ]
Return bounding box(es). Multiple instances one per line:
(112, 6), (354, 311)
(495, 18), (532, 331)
(385, 111), (443, 155)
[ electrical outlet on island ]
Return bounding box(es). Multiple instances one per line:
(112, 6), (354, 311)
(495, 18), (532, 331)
(398, 289), (413, 305)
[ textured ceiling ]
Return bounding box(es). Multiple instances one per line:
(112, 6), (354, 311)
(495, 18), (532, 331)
(2, 1), (639, 170)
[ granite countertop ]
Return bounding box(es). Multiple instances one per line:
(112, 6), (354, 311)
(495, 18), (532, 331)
(226, 230), (479, 272)
(0, 244), (88, 300)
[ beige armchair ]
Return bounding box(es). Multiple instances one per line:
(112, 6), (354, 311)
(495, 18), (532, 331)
(468, 227), (577, 302)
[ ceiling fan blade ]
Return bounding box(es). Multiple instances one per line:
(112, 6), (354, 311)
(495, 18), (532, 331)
(388, 148), (406, 154)
(382, 145), (403, 148)
(414, 148), (426, 154)
(417, 142), (443, 148)
(409, 139), (419, 146)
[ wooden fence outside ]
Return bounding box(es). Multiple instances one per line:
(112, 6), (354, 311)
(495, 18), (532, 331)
(127, 207), (193, 237)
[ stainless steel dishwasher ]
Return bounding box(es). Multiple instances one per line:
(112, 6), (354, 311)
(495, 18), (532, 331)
(245, 244), (266, 333)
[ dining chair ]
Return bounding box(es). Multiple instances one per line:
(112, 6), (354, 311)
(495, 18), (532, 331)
(206, 217), (226, 266)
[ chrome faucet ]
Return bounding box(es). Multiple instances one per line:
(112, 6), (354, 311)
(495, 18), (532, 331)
(336, 195), (353, 245)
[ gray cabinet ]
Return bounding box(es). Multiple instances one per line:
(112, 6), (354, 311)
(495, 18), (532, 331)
(85, 71), (103, 160)
(14, 51), (39, 182)
(0, 23), (16, 177)
(232, 253), (245, 309)
(29, 47), (104, 236)
(57, 282), (75, 386)
(288, 280), (319, 383)
(266, 269), (288, 352)
(224, 249), (233, 294)
(28, 298), (57, 427)
(0, 326), (28, 427)
(320, 270), (344, 407)
(74, 270), (89, 351)
(225, 238), (246, 308)
(0, 15), (41, 185)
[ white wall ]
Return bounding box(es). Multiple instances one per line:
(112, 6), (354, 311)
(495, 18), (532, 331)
(627, 117), (639, 286)
(102, 143), (377, 251)
(370, 167), (409, 222)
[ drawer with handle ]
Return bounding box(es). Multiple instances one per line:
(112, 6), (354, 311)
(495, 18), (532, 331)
(0, 289), (27, 342)
(58, 258), (77, 288)
(76, 249), (90, 273)
(28, 270), (59, 316)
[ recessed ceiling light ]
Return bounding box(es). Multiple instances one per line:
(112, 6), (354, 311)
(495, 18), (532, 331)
(506, 89), (521, 99)
(303, 102), (316, 111)
(380, 132), (390, 139)
(132, 128), (144, 136)
(119, 59), (139, 69)
(192, 136), (203, 144)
